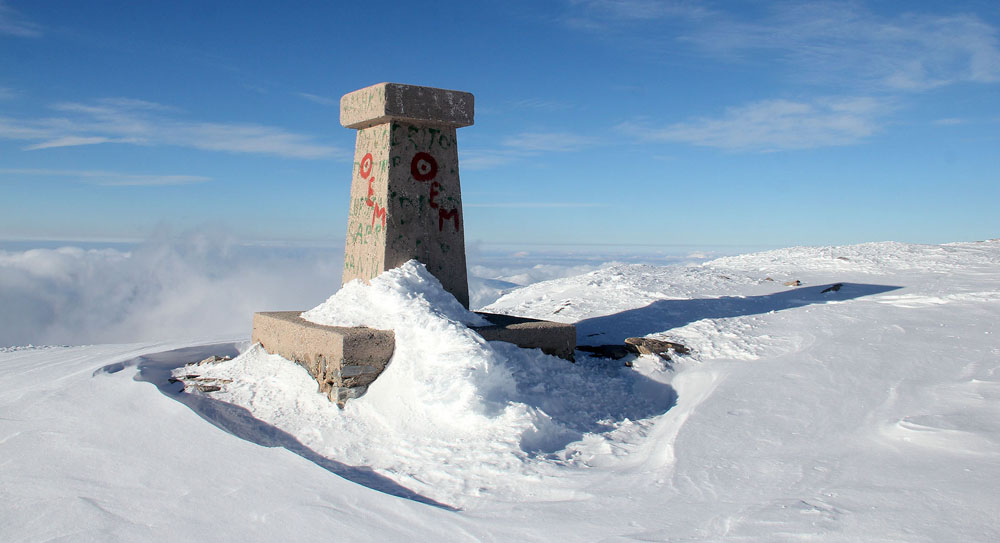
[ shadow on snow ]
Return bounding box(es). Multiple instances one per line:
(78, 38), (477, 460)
(499, 343), (678, 454)
(575, 282), (903, 345)
(95, 343), (459, 511)
(89, 283), (895, 508)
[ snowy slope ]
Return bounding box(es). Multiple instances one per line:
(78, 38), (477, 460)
(2, 240), (998, 541)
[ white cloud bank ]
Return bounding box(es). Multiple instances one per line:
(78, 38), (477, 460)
(0, 233), (345, 346)
(0, 234), (705, 346)
(0, 97), (345, 159)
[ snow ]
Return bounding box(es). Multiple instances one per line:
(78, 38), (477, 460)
(2, 240), (999, 541)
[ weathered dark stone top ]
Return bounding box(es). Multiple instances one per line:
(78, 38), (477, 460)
(340, 82), (475, 130)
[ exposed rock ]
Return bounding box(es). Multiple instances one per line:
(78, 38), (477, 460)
(193, 384), (222, 393)
(171, 363), (233, 395)
(198, 355), (232, 365)
(784, 280), (802, 286)
(821, 283), (844, 293)
(624, 337), (691, 357)
(576, 344), (633, 360)
(579, 338), (692, 363)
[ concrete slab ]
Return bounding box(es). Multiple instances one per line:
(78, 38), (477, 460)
(473, 312), (576, 360)
(252, 310), (576, 403)
(340, 82), (474, 129)
(251, 311), (394, 406)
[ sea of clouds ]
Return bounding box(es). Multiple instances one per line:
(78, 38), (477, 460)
(0, 232), (720, 347)
(0, 232), (344, 346)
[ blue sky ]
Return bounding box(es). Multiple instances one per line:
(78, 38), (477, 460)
(1, 0), (998, 249)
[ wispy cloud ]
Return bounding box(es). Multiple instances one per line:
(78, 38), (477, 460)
(462, 130), (600, 170)
(0, 97), (346, 159)
(565, 0), (710, 29)
(564, 1), (1000, 92)
(0, 168), (211, 186)
(501, 131), (598, 152)
(685, 3), (1000, 91)
(619, 97), (888, 151)
(295, 92), (339, 107)
(507, 98), (575, 111)
(460, 150), (520, 171)
(933, 118), (967, 126)
(23, 136), (136, 150)
(0, 87), (16, 100)
(0, 0), (41, 37)
(465, 202), (607, 208)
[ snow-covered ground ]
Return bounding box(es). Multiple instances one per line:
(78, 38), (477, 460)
(2, 240), (998, 541)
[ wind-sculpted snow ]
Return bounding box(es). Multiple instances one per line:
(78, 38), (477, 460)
(2, 240), (999, 540)
(181, 261), (679, 507)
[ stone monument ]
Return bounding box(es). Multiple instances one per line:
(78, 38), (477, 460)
(252, 83), (575, 406)
(340, 83), (472, 307)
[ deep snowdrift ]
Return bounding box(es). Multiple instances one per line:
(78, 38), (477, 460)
(2, 240), (998, 541)
(183, 261), (678, 506)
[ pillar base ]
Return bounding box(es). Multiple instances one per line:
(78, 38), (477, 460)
(472, 312), (576, 361)
(251, 310), (576, 406)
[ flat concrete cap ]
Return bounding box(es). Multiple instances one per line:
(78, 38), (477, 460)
(251, 311), (395, 390)
(341, 82), (474, 129)
(473, 312), (576, 360)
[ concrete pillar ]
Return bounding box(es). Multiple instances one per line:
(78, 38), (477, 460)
(340, 83), (474, 308)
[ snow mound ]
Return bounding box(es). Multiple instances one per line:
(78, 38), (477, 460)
(303, 260), (489, 328)
(302, 260), (512, 420)
(179, 260), (677, 507)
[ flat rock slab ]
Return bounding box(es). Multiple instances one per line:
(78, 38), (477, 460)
(473, 312), (576, 361)
(624, 337), (691, 356)
(252, 310), (576, 405)
(340, 82), (474, 129)
(251, 311), (394, 406)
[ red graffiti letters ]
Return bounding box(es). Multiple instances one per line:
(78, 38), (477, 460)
(359, 152), (373, 179)
(410, 152), (438, 181)
(408, 151), (459, 232)
(438, 208), (458, 232)
(429, 181), (440, 209)
(358, 151), (383, 227)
